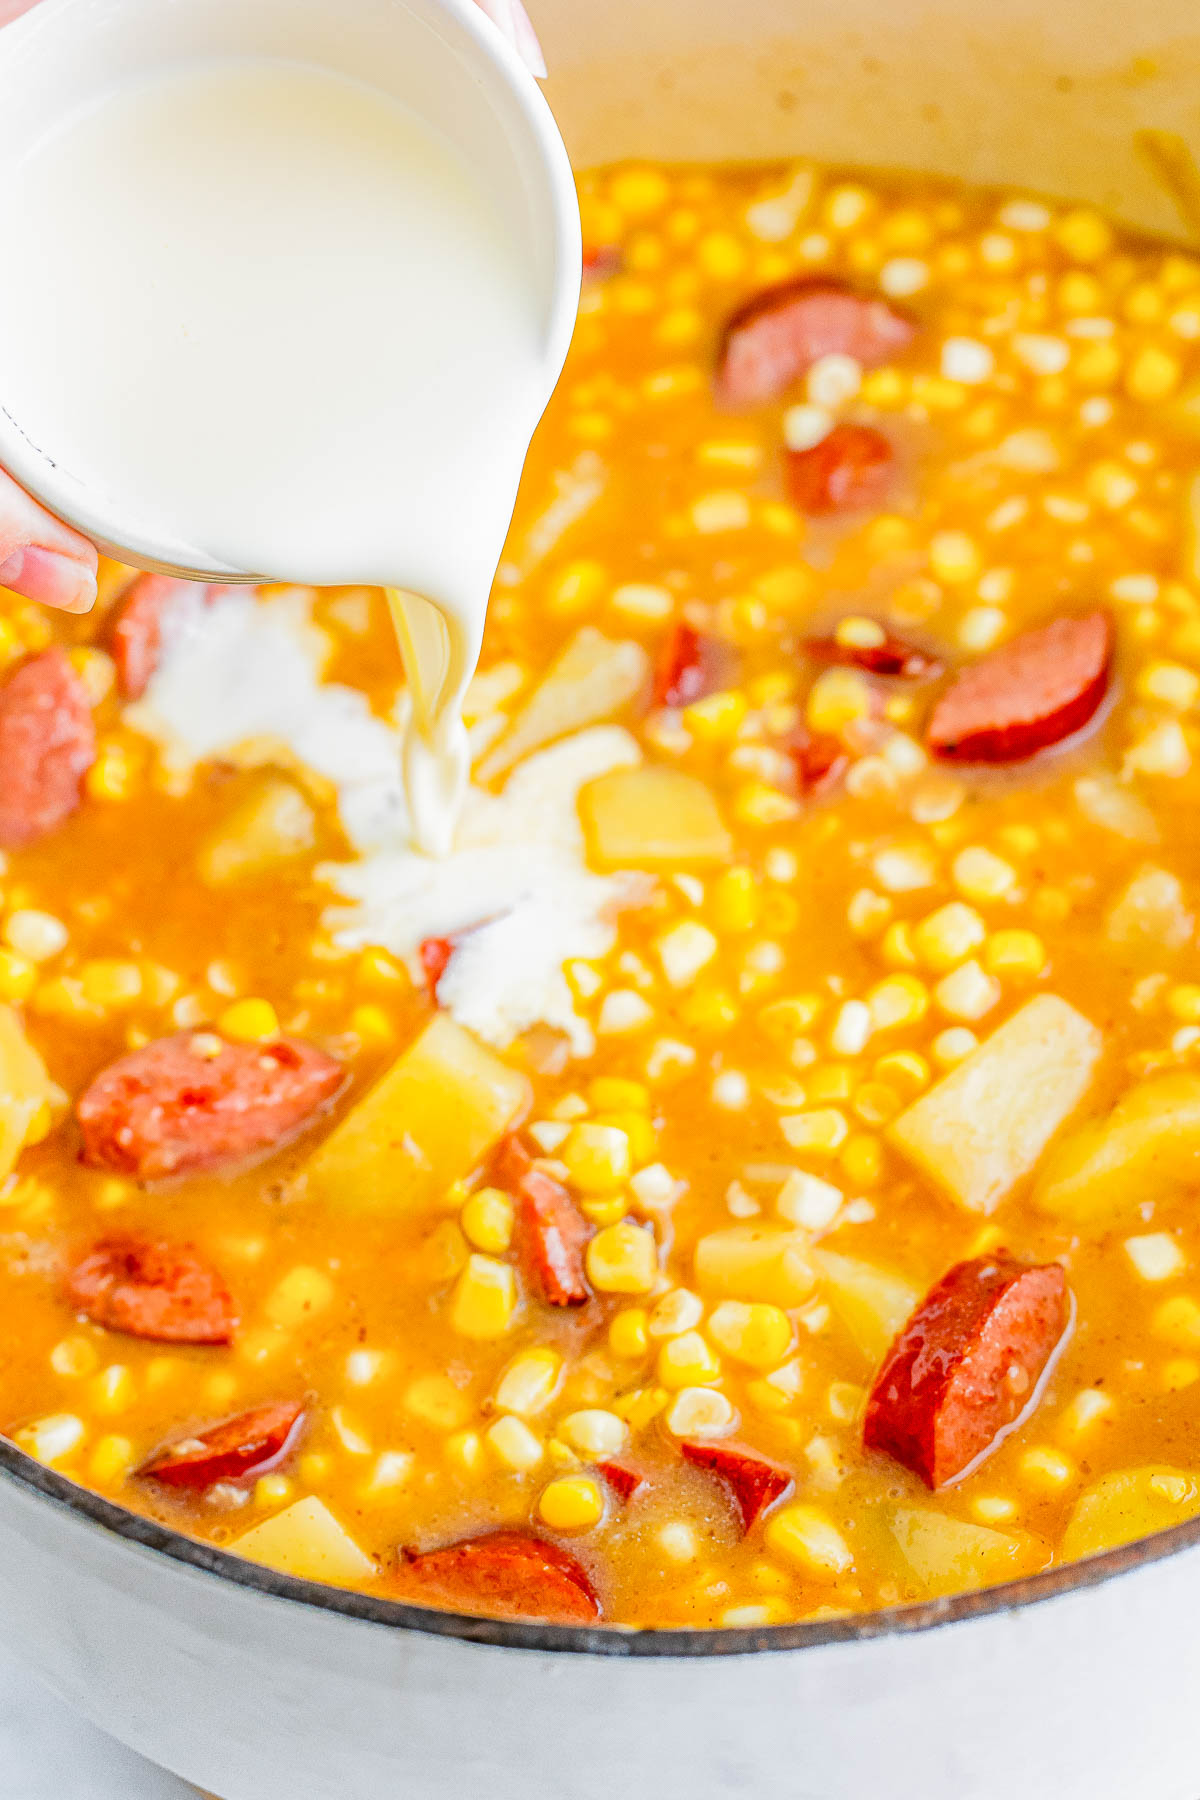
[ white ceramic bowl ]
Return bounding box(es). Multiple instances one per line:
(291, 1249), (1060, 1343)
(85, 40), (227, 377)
(3, 0), (1200, 1794)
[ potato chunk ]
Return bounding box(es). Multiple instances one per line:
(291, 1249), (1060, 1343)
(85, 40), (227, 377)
(1062, 1465), (1200, 1562)
(887, 1506), (1044, 1596)
(1033, 1071), (1200, 1225)
(887, 996), (1103, 1214)
(304, 1014), (530, 1209)
(813, 1249), (921, 1365)
(232, 1497), (374, 1584)
(580, 765), (734, 870)
(197, 776), (316, 886)
(1104, 864), (1192, 954)
(693, 1224), (815, 1308)
(0, 1005), (53, 1182)
(478, 628), (649, 781)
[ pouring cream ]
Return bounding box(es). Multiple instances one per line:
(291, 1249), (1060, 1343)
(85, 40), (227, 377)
(0, 47), (577, 853)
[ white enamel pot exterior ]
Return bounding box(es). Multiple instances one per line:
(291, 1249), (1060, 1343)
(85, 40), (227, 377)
(3, 0), (1200, 1795)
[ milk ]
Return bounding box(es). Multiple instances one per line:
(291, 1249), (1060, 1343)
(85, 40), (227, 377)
(0, 54), (560, 852)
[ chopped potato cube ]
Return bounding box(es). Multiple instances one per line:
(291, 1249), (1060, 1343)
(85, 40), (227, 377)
(1062, 1465), (1200, 1562)
(231, 1497), (374, 1584)
(887, 1507), (1044, 1596)
(694, 1224), (815, 1308)
(580, 765), (734, 870)
(1034, 1072), (1200, 1225)
(196, 777), (316, 886)
(1104, 864), (1193, 954)
(479, 627), (649, 780)
(0, 1005), (54, 1182)
(305, 1014), (530, 1208)
(887, 996), (1103, 1213)
(814, 1249), (920, 1364)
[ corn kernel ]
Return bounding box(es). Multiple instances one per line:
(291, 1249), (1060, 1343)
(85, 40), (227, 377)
(707, 1301), (793, 1369)
(78, 959), (143, 1010)
(460, 1187), (515, 1255)
(1056, 1388), (1114, 1444)
(934, 959), (1001, 1021)
(1152, 1295), (1200, 1348)
(85, 744), (137, 802)
(873, 1049), (929, 1093)
(484, 1414), (542, 1472)
(15, 1413), (84, 1466)
(265, 1265), (334, 1328)
(1126, 344), (1182, 402)
(1137, 660), (1199, 709)
(807, 666), (873, 734)
(665, 1386), (736, 1438)
(588, 1077), (651, 1114)
(1126, 1233), (1187, 1281)
(779, 1109), (848, 1154)
(929, 531), (981, 584)
(609, 166), (670, 217)
(866, 973), (930, 1031)
(444, 1430), (485, 1477)
(0, 948), (36, 1001)
(587, 1222), (657, 1294)
(3, 909), (66, 962)
(840, 1134), (884, 1186)
(657, 1330), (722, 1388)
(559, 1410), (628, 1457)
(348, 1003), (394, 1044)
(648, 1288), (704, 1338)
(848, 888), (892, 938)
(1055, 209), (1113, 262)
(217, 997), (280, 1043)
(984, 930), (1047, 978)
(712, 867), (760, 933)
(1018, 1446), (1077, 1493)
(562, 1123), (632, 1194)
(494, 1348), (562, 1417)
(609, 1308), (650, 1359)
(952, 845), (1018, 901)
(807, 1067), (854, 1103)
(91, 1365), (134, 1413)
(764, 1503), (853, 1576)
(87, 1434), (134, 1486)
(50, 1335), (99, 1378)
(538, 1474), (605, 1532)
(450, 1255), (518, 1339)
(932, 1027), (979, 1066)
(405, 1374), (470, 1432)
(679, 984), (740, 1031)
(655, 920), (718, 988)
(683, 689), (748, 741)
(911, 903), (986, 972)
(1163, 1359), (1200, 1391)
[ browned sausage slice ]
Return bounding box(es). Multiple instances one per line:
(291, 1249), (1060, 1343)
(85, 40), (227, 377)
(76, 1030), (344, 1180)
(110, 576), (242, 699)
(595, 1460), (646, 1503)
(785, 423), (894, 515)
(0, 648), (95, 848)
(140, 1400), (306, 1488)
(926, 611), (1113, 763)
(681, 1440), (794, 1531)
(806, 624), (941, 680)
(790, 727), (849, 797)
(67, 1237), (236, 1344)
(716, 278), (915, 406)
(862, 1254), (1069, 1488)
(651, 624), (728, 710)
(517, 1168), (592, 1307)
(397, 1531), (601, 1624)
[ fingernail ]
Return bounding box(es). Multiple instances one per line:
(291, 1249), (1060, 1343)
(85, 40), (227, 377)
(0, 547), (97, 614)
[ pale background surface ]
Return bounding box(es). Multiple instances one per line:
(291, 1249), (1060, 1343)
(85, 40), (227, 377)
(0, 1643), (190, 1798)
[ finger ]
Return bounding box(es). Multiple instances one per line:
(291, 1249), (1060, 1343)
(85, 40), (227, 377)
(0, 1), (41, 24)
(0, 472), (98, 612)
(472, 0), (547, 79)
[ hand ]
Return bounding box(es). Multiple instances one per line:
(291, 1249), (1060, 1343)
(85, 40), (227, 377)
(0, 0), (547, 614)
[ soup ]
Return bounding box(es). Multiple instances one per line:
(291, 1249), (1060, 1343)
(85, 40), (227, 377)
(1, 157), (1200, 1629)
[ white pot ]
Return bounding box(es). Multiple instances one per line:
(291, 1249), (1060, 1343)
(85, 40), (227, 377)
(3, 1), (1199, 1795)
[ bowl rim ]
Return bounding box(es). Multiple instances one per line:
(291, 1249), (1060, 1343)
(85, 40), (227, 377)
(0, 1433), (1195, 1657)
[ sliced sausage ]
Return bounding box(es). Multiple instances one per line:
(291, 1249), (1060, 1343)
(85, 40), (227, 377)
(397, 1530), (601, 1624)
(110, 576), (241, 700)
(67, 1237), (236, 1344)
(790, 727), (849, 797)
(652, 624), (726, 710)
(785, 423), (894, 515)
(0, 648), (96, 848)
(681, 1440), (794, 1532)
(418, 936), (454, 1003)
(491, 1132), (534, 1190)
(806, 625), (941, 680)
(926, 611), (1113, 764)
(76, 1030), (344, 1181)
(862, 1254), (1069, 1489)
(596, 1460), (646, 1503)
(140, 1400), (306, 1488)
(716, 278), (915, 407)
(517, 1168), (592, 1308)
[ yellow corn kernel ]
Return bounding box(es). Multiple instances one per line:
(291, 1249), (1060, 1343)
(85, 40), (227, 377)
(356, 947), (408, 989)
(764, 1503), (853, 1577)
(538, 1474), (605, 1532)
(609, 166), (670, 217)
(1055, 208), (1113, 262)
(984, 930), (1047, 978)
(683, 689), (748, 741)
(493, 1348), (562, 1417)
(4, 909), (67, 962)
(579, 1193), (628, 1227)
(853, 1082), (902, 1128)
(15, 1414), (84, 1466)
(443, 1430), (485, 1477)
(485, 1414), (543, 1472)
(1056, 1389), (1114, 1443)
(297, 1451), (333, 1487)
(92, 1365), (134, 1413)
(1126, 345), (1182, 402)
(880, 921), (918, 968)
(873, 1049), (929, 1094)
(678, 984), (740, 1031)
(87, 1434), (134, 1485)
(712, 867), (760, 933)
(758, 995), (823, 1045)
(588, 1077), (651, 1114)
(0, 949), (36, 1002)
(80, 960), (144, 1009)
(806, 666), (873, 734)
(405, 1374), (470, 1432)
(561, 1122), (632, 1194)
(49, 1334), (99, 1379)
(592, 1110), (657, 1166)
(656, 1330), (721, 1389)
(450, 1254), (518, 1340)
(1152, 1295), (1200, 1350)
(707, 1300), (793, 1370)
(911, 902), (987, 972)
(85, 743), (137, 802)
(460, 1186), (515, 1255)
(647, 1288), (704, 1338)
(609, 1308), (650, 1359)
(929, 531), (981, 584)
(731, 782), (799, 827)
(265, 1265), (334, 1328)
(779, 1108), (848, 1154)
(866, 973), (929, 1031)
(664, 1385), (736, 1438)
(349, 1003), (394, 1045)
(1163, 1359), (1200, 1391)
(217, 998), (280, 1043)
(586, 1221), (657, 1294)
(612, 1385), (669, 1430)
(559, 1410), (628, 1457)
(840, 1133), (884, 1186)
(952, 845), (1018, 902)
(1018, 1446), (1078, 1493)
(1137, 660), (1199, 709)
(1168, 985), (1200, 1023)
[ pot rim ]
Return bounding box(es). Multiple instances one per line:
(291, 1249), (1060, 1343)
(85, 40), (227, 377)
(0, 1434), (1192, 1657)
